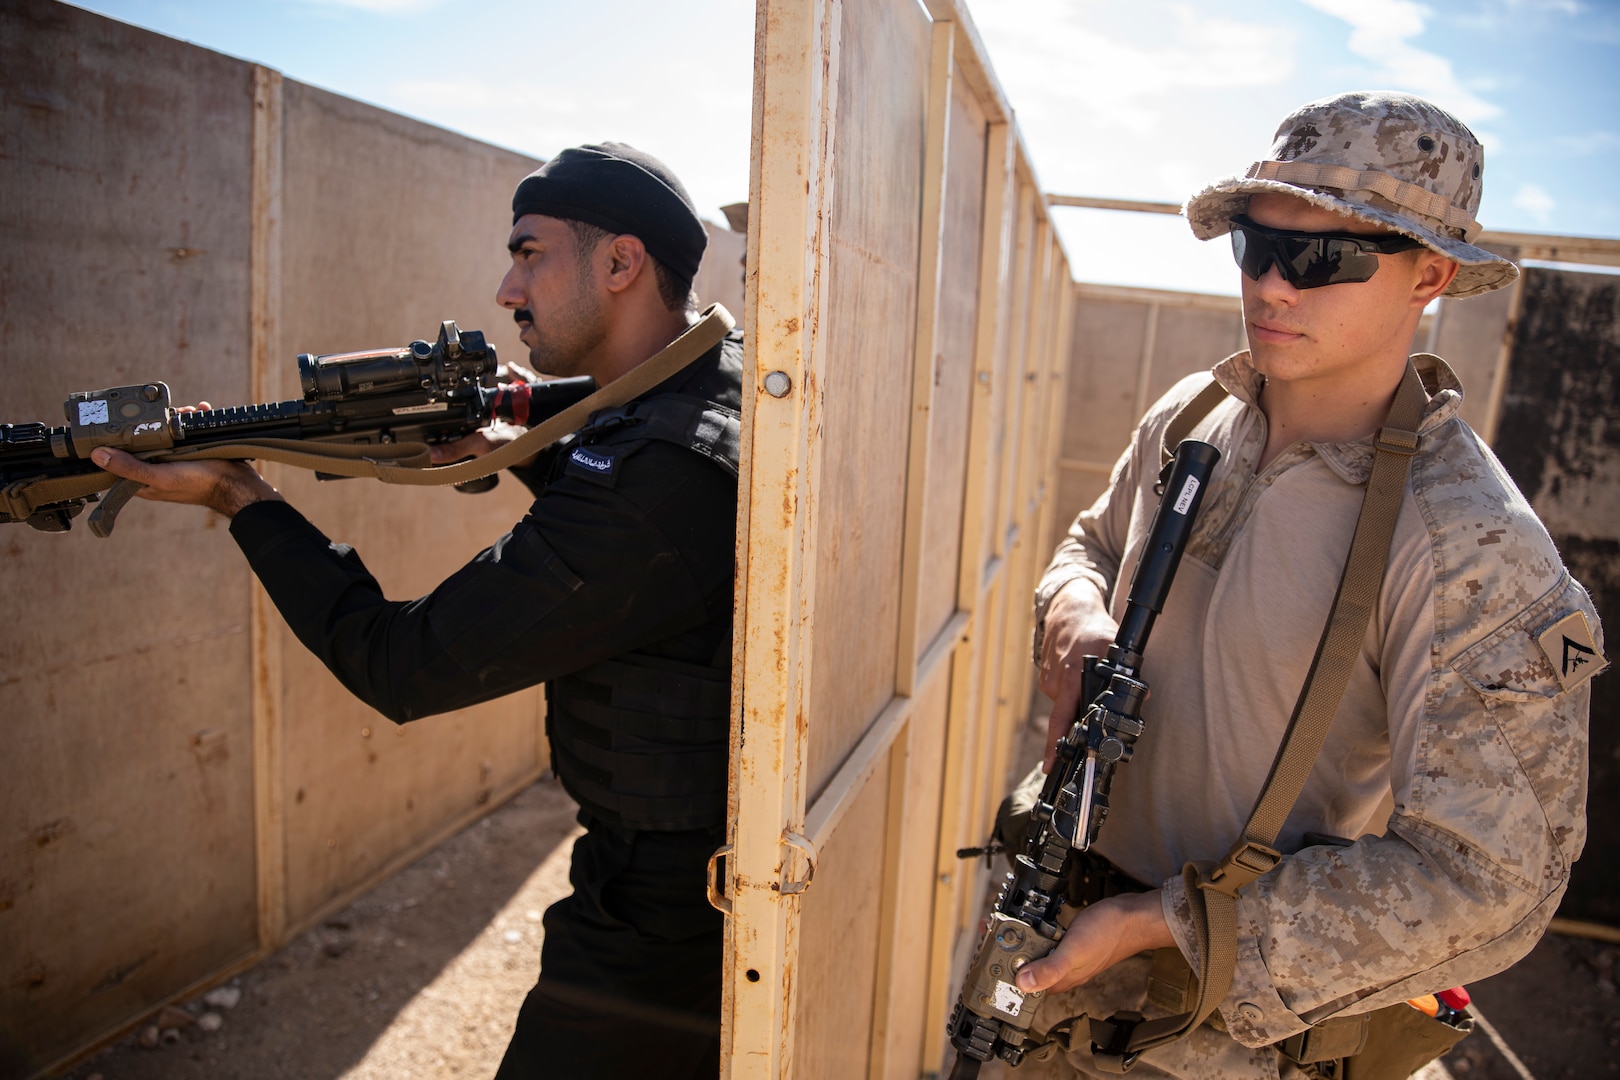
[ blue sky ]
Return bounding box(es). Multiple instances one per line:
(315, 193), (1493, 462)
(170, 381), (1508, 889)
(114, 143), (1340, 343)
(68, 0), (1620, 295)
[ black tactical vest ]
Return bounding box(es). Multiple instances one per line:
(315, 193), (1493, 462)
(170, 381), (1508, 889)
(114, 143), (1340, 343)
(544, 333), (742, 832)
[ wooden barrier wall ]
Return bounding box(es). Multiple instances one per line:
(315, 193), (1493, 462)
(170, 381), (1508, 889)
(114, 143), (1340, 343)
(0, 4), (741, 1075)
(722, 1), (1072, 1075)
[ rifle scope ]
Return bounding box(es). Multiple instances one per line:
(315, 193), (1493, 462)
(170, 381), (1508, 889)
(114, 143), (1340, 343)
(298, 320), (498, 402)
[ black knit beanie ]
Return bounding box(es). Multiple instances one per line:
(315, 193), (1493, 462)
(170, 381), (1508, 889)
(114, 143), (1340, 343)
(511, 142), (707, 283)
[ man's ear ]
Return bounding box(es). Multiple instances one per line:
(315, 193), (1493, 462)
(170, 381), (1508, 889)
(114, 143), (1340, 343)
(602, 234), (648, 294)
(1412, 251), (1460, 307)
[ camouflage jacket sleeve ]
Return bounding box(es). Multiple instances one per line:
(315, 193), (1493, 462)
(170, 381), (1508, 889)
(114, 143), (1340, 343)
(1161, 486), (1604, 1047)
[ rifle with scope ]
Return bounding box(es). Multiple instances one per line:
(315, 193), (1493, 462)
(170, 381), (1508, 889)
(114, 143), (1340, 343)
(0, 320), (594, 536)
(945, 437), (1221, 1078)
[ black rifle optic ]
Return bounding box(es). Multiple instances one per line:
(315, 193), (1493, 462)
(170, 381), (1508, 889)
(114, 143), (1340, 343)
(946, 438), (1221, 1078)
(0, 321), (594, 534)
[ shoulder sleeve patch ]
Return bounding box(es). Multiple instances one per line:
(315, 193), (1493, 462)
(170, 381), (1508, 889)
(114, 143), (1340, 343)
(1537, 609), (1606, 692)
(565, 445), (620, 487)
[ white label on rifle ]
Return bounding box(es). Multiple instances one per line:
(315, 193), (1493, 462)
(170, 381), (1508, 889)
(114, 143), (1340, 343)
(78, 400), (109, 425)
(1173, 475), (1200, 515)
(391, 403), (450, 416)
(994, 981), (1025, 1017)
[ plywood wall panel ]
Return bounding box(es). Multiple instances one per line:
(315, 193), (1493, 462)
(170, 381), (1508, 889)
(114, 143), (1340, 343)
(916, 70), (991, 659)
(804, 0), (931, 800)
(1142, 304), (1245, 408)
(1064, 299), (1148, 466)
(791, 766), (889, 1080)
(0, 7), (635, 1069)
(872, 670), (953, 1079)
(696, 221), (749, 317)
(1428, 284), (1519, 436)
(977, 225), (1022, 571)
(0, 3), (257, 416)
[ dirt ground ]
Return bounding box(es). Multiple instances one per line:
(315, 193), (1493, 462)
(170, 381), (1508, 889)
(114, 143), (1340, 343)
(58, 776), (584, 1080)
(56, 768), (1618, 1080)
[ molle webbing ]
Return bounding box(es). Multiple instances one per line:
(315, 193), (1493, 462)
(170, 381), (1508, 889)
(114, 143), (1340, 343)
(548, 656), (731, 831)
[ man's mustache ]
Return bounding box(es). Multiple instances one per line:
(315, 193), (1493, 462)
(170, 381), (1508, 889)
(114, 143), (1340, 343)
(514, 308), (534, 325)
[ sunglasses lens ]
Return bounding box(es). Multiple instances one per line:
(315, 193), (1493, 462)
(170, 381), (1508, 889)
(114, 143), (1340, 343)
(1231, 220), (1385, 289)
(1231, 226), (1271, 281)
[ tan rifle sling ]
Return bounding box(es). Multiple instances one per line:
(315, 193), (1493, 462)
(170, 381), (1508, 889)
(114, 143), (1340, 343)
(1090, 359), (1430, 1072)
(9, 304), (734, 536)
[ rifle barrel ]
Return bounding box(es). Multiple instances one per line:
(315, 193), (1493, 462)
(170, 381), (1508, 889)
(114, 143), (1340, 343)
(1113, 440), (1221, 665)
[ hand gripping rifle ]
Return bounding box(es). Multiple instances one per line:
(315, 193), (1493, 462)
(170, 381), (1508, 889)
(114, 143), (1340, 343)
(945, 438), (1220, 1078)
(0, 320), (594, 536)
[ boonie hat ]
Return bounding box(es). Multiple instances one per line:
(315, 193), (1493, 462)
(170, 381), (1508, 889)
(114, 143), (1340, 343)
(1184, 91), (1518, 297)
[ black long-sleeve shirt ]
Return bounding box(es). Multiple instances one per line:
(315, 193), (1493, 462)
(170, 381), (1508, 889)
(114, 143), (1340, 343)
(228, 346), (739, 725)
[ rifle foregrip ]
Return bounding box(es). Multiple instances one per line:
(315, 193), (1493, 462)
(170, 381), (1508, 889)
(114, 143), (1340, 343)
(87, 478), (146, 538)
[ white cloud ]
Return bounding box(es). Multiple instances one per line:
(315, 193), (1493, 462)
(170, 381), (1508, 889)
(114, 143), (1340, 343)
(1509, 0), (1583, 14)
(1295, 0), (1502, 124)
(974, 0), (1298, 132)
(973, 0), (1299, 203)
(1551, 131), (1620, 156)
(374, 36), (756, 223)
(1512, 182), (1557, 225)
(293, 0), (444, 11)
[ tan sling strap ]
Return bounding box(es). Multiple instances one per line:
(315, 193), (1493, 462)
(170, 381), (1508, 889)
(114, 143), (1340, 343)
(1160, 376), (1233, 468)
(8, 304), (734, 536)
(1089, 359), (1430, 1072)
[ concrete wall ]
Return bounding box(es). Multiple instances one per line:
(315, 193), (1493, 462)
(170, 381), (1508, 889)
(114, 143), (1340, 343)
(0, 3), (744, 1075)
(2, 8), (265, 1073)
(1490, 264), (1619, 926)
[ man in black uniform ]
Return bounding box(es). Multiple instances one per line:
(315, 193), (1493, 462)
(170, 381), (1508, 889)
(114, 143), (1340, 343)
(92, 143), (742, 1079)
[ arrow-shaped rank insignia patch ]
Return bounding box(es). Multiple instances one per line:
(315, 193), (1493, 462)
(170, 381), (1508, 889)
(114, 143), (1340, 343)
(1536, 610), (1606, 693)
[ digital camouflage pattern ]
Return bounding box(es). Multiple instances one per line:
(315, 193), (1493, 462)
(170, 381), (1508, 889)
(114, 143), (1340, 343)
(1184, 91), (1519, 297)
(1029, 355), (1603, 1076)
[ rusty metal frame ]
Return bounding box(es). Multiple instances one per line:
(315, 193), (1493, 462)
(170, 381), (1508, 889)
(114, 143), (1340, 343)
(727, 2), (1073, 1075)
(722, 0), (841, 1073)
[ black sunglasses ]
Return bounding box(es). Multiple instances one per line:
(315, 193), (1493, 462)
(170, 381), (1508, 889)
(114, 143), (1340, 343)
(1230, 215), (1425, 289)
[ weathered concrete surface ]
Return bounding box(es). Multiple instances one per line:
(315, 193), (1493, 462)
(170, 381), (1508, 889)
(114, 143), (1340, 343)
(1, 4), (262, 1075)
(1491, 264), (1619, 926)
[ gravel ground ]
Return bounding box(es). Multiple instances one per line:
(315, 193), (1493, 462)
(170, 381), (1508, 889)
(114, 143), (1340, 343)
(54, 765), (1618, 1080)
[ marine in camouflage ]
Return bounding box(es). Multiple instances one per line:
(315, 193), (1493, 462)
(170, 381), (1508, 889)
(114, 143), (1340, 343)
(1029, 353), (1603, 1077)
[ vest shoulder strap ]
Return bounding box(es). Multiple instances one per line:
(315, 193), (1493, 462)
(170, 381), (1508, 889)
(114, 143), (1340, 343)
(583, 393), (742, 477)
